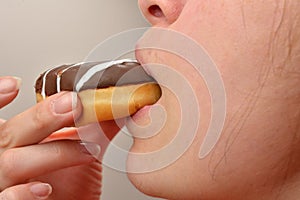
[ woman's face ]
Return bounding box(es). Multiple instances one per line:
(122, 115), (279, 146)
(126, 0), (300, 199)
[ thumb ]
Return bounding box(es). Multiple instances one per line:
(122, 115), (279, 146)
(0, 182), (52, 200)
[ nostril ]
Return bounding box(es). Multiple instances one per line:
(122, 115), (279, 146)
(148, 5), (164, 18)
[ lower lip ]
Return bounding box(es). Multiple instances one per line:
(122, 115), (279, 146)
(131, 105), (152, 122)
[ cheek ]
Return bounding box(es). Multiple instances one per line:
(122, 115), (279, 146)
(171, 0), (279, 93)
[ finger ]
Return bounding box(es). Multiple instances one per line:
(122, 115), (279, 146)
(43, 119), (123, 142)
(0, 182), (52, 200)
(0, 92), (82, 150)
(43, 127), (79, 142)
(0, 76), (21, 109)
(76, 121), (122, 160)
(0, 140), (100, 190)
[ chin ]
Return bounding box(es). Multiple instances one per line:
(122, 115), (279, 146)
(126, 149), (181, 200)
(125, 113), (205, 200)
(126, 158), (166, 199)
(126, 141), (206, 200)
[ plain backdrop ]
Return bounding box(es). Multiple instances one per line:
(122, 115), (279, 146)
(0, 0), (163, 199)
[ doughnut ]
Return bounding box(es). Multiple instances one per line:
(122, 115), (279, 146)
(35, 59), (162, 126)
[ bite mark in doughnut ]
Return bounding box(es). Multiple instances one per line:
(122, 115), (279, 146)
(35, 59), (162, 126)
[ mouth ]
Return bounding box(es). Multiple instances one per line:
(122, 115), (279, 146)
(132, 45), (163, 123)
(126, 95), (164, 140)
(131, 105), (152, 124)
(131, 96), (162, 123)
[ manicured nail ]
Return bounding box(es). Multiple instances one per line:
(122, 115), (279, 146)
(0, 76), (22, 94)
(52, 92), (78, 114)
(80, 142), (101, 157)
(30, 183), (52, 199)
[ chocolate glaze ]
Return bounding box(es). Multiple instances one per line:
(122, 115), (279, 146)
(35, 60), (157, 97)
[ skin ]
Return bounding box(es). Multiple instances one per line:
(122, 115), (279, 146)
(0, 1), (299, 200)
(0, 77), (121, 199)
(127, 0), (300, 200)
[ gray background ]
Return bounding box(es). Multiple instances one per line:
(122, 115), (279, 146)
(0, 0), (162, 199)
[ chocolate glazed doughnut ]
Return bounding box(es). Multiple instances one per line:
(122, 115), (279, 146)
(35, 59), (162, 126)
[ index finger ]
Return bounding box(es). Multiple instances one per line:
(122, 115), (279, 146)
(0, 92), (82, 150)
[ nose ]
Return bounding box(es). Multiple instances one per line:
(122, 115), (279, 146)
(138, 0), (186, 26)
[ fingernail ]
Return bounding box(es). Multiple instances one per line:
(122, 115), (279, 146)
(30, 183), (52, 199)
(52, 92), (78, 114)
(0, 76), (22, 94)
(80, 142), (101, 157)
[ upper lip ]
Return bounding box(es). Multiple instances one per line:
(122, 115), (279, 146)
(134, 43), (143, 64)
(135, 44), (153, 77)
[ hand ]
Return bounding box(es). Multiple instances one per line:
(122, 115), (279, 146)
(0, 76), (121, 199)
